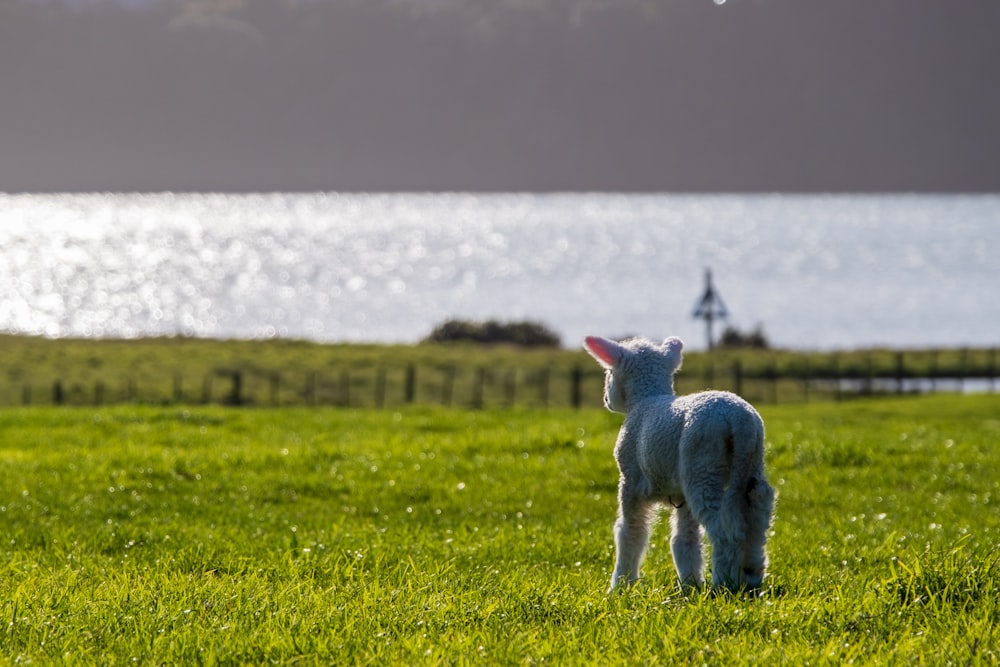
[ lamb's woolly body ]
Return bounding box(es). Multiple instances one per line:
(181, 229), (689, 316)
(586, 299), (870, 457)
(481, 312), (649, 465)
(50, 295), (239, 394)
(620, 391), (763, 504)
(583, 335), (775, 592)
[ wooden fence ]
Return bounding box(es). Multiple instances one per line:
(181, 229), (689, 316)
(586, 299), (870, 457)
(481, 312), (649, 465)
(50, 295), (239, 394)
(16, 349), (999, 409)
(33, 366), (593, 409)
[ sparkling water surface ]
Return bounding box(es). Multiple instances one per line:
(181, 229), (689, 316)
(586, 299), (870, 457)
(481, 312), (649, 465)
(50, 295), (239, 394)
(1, 192), (997, 350)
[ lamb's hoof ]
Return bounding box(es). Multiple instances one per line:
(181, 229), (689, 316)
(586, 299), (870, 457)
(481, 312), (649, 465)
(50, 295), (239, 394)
(607, 574), (639, 593)
(678, 579), (703, 597)
(709, 581), (769, 599)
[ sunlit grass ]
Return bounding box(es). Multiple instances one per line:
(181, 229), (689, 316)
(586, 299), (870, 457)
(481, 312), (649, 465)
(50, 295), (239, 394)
(1, 395), (999, 663)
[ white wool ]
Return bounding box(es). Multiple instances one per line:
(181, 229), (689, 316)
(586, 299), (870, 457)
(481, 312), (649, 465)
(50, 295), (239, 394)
(583, 335), (776, 592)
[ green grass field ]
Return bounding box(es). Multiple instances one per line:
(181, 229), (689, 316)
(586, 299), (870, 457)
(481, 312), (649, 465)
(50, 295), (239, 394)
(2, 395), (999, 664)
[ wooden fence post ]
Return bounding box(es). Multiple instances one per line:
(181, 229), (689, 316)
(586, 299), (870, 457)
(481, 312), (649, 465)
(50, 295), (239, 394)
(340, 370), (351, 407)
(990, 348), (997, 392)
(767, 361), (778, 404)
(270, 373), (280, 406)
(731, 360), (742, 398)
(441, 366), (456, 406)
(895, 351), (905, 394)
(504, 369), (517, 407)
(570, 366), (583, 409)
(53, 381), (64, 406)
(404, 365), (416, 404)
(538, 368), (550, 408)
(801, 358), (811, 403)
(863, 353), (873, 395)
(305, 372), (316, 406)
(929, 351), (938, 393)
(374, 368), (387, 408)
(832, 354), (841, 401)
(471, 367), (485, 409)
(959, 348), (968, 393)
(227, 371), (243, 406)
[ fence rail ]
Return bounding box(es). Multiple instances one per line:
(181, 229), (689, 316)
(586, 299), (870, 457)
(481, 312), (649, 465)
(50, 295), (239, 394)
(13, 349), (999, 409)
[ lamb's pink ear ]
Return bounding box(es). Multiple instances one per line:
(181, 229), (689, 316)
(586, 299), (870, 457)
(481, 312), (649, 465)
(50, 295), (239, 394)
(663, 337), (684, 371)
(583, 335), (624, 369)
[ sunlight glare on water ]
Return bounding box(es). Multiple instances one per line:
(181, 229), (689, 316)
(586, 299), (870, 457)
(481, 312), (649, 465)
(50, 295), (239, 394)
(1, 192), (998, 349)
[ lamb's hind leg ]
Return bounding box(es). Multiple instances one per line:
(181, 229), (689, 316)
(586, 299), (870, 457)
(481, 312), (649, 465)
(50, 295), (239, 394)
(609, 487), (655, 591)
(684, 469), (744, 591)
(740, 476), (775, 590)
(670, 504), (704, 591)
(722, 474), (760, 590)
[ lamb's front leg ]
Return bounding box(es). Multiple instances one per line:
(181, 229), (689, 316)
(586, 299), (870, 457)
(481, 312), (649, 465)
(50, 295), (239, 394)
(609, 487), (654, 591)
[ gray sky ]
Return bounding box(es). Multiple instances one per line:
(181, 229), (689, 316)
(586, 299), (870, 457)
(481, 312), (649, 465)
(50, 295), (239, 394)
(3, 0), (1000, 192)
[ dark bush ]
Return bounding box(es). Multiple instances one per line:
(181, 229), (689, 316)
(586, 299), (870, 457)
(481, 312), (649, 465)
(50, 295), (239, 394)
(424, 319), (561, 347)
(718, 325), (770, 349)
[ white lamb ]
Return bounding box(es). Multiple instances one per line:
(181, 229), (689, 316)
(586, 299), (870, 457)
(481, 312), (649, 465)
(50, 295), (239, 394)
(583, 335), (775, 593)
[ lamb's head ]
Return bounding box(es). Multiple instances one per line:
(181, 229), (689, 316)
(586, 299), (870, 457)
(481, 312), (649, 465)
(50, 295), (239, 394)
(583, 335), (683, 413)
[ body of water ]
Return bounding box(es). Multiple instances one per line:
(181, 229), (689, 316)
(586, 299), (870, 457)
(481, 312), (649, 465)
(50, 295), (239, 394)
(1, 192), (997, 350)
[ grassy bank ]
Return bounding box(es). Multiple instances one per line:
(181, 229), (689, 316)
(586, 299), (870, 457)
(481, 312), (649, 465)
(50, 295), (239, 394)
(1, 334), (996, 408)
(1, 395), (999, 663)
